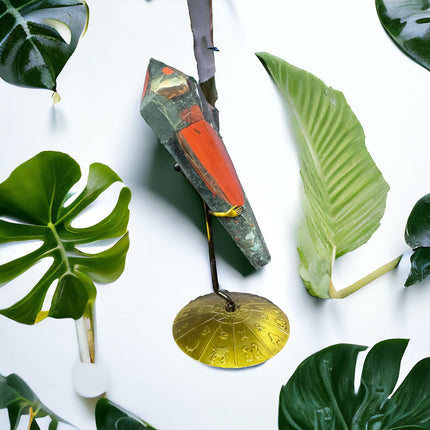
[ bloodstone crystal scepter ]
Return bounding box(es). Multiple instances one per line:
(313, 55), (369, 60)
(140, 58), (270, 270)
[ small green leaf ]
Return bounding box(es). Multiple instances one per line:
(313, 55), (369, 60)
(256, 52), (389, 298)
(405, 247), (430, 286)
(405, 194), (430, 286)
(405, 194), (430, 249)
(0, 151), (131, 324)
(279, 339), (430, 429)
(95, 398), (156, 430)
(0, 373), (71, 429)
(0, 0), (89, 91)
(376, 0), (430, 71)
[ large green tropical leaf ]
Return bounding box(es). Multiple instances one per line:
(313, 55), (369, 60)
(95, 398), (156, 430)
(279, 339), (430, 429)
(0, 373), (71, 429)
(0, 151), (131, 324)
(404, 193), (430, 286)
(256, 52), (389, 298)
(0, 0), (89, 91)
(376, 0), (430, 71)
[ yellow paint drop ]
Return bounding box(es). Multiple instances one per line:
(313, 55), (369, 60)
(52, 92), (61, 104)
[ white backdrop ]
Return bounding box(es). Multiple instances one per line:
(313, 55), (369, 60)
(1, 1), (430, 429)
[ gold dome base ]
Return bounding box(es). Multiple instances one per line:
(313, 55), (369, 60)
(172, 292), (289, 368)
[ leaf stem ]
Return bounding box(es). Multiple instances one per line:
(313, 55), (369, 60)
(48, 222), (71, 273)
(329, 255), (402, 299)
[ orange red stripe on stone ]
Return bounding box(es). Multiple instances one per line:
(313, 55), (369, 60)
(178, 120), (244, 207)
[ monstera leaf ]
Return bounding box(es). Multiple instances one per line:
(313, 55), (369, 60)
(256, 52), (390, 298)
(279, 339), (430, 429)
(376, 0), (430, 71)
(0, 373), (71, 429)
(0, 151), (130, 324)
(96, 398), (156, 430)
(405, 193), (430, 286)
(0, 0), (89, 91)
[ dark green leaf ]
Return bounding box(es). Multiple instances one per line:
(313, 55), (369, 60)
(95, 398), (156, 430)
(0, 0), (89, 91)
(376, 0), (430, 71)
(352, 339), (408, 427)
(405, 194), (430, 249)
(404, 194), (430, 286)
(0, 373), (70, 429)
(279, 339), (430, 430)
(405, 247), (430, 286)
(380, 358), (430, 428)
(30, 420), (41, 430)
(116, 418), (151, 430)
(279, 343), (366, 429)
(49, 421), (59, 430)
(0, 151), (131, 324)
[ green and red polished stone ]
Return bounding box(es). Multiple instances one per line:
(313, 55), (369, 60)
(140, 59), (270, 269)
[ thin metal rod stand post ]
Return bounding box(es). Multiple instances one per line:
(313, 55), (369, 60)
(203, 202), (236, 312)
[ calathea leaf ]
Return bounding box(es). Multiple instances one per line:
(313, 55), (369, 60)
(279, 339), (430, 429)
(0, 0), (89, 91)
(405, 193), (430, 286)
(0, 373), (72, 429)
(376, 0), (430, 71)
(0, 151), (131, 324)
(95, 398), (156, 430)
(256, 52), (389, 298)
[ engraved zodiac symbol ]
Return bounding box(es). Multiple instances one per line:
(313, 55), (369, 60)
(219, 331), (230, 340)
(251, 343), (263, 359)
(255, 323), (264, 332)
(185, 340), (200, 353)
(201, 326), (211, 336)
(275, 318), (288, 329)
(243, 346), (254, 362)
(238, 330), (248, 340)
(210, 346), (229, 366)
(242, 343), (263, 362)
(269, 332), (283, 346)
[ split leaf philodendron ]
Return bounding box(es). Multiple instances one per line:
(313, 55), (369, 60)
(0, 151), (130, 324)
(376, 0), (430, 71)
(0, 373), (71, 429)
(405, 193), (430, 286)
(0, 372), (157, 430)
(0, 0), (89, 95)
(256, 52), (401, 299)
(279, 339), (430, 429)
